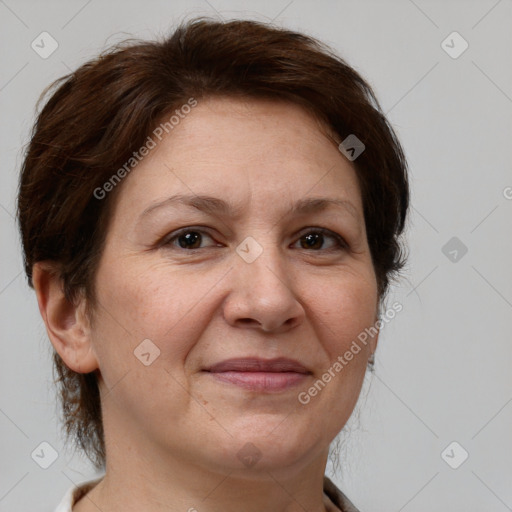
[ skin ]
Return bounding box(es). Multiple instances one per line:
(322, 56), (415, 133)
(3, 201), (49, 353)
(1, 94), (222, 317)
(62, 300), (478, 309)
(33, 97), (379, 512)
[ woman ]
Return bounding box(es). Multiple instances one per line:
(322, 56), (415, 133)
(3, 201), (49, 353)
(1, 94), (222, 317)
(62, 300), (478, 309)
(17, 18), (408, 512)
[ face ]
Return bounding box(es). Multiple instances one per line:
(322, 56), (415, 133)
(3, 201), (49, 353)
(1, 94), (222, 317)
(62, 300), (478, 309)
(88, 97), (379, 475)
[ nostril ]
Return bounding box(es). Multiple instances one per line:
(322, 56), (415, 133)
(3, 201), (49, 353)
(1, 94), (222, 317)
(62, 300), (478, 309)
(239, 318), (256, 325)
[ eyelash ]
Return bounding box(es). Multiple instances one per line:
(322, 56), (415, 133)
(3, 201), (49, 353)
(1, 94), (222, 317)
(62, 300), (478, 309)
(161, 226), (348, 253)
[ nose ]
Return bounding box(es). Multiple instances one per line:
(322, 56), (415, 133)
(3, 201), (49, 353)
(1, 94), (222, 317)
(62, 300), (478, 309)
(222, 244), (305, 334)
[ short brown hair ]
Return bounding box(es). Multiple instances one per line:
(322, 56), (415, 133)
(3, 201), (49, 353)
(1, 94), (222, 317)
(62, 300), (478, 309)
(17, 17), (409, 469)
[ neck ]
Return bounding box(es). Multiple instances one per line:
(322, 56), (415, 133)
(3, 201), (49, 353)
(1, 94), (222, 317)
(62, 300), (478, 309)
(77, 432), (332, 512)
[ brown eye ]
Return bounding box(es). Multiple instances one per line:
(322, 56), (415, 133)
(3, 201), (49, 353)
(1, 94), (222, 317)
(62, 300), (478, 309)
(295, 228), (347, 251)
(176, 231), (202, 249)
(300, 232), (323, 250)
(164, 228), (218, 250)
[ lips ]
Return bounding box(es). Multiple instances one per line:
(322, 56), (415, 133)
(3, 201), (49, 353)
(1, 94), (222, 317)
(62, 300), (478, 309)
(204, 357), (311, 392)
(206, 357), (310, 374)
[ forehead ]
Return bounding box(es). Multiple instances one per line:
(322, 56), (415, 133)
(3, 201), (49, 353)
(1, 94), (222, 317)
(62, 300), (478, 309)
(111, 96), (363, 222)
(165, 96), (340, 163)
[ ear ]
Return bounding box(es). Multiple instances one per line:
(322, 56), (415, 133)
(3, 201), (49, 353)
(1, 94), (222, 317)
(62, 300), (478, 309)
(369, 310), (381, 357)
(370, 327), (379, 356)
(32, 262), (99, 374)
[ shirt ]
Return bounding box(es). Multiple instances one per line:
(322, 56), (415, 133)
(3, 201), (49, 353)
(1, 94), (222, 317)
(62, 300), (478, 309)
(54, 475), (361, 512)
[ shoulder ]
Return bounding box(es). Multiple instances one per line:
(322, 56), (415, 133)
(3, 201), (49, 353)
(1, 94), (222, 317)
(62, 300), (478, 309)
(323, 476), (361, 512)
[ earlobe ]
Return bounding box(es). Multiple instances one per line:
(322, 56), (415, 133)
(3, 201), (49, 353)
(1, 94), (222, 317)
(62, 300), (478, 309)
(32, 262), (99, 374)
(373, 326), (380, 352)
(370, 313), (380, 355)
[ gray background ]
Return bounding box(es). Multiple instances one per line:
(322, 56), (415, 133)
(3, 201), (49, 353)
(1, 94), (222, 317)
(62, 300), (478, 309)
(1, 1), (511, 511)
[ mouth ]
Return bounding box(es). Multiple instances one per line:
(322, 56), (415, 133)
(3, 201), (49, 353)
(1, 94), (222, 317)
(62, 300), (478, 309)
(203, 357), (312, 392)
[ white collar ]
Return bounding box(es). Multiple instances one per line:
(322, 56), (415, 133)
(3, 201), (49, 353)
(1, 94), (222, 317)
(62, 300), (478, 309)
(54, 477), (103, 512)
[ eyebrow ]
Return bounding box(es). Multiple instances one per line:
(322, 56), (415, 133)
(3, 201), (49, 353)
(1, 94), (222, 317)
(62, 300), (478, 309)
(139, 194), (359, 222)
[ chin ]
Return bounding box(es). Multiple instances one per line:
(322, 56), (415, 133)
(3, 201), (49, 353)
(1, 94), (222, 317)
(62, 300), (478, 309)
(210, 416), (326, 474)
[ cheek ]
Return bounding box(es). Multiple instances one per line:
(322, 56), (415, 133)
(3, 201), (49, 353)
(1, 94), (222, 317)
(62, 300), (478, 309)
(315, 270), (378, 351)
(89, 261), (213, 422)
(299, 278), (376, 426)
(92, 259), (226, 367)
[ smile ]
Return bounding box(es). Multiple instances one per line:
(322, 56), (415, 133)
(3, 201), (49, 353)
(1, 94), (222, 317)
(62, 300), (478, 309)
(208, 371), (310, 391)
(204, 357), (312, 392)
